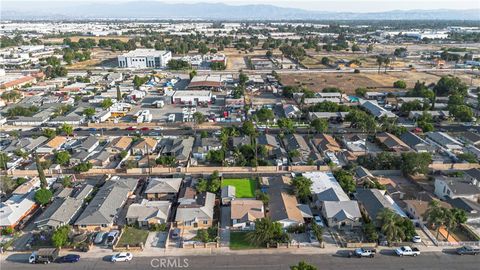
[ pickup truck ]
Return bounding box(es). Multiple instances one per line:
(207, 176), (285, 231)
(349, 247), (376, 258)
(395, 246), (421, 257)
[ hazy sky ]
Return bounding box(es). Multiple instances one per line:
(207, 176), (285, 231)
(7, 0), (480, 12)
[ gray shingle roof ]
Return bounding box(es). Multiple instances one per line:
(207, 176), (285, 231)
(75, 178), (138, 226)
(323, 201), (361, 220)
(144, 178), (182, 194)
(175, 192), (215, 223)
(126, 199), (171, 222)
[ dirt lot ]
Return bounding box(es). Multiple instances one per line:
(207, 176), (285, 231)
(280, 71), (478, 94)
(67, 48), (120, 69)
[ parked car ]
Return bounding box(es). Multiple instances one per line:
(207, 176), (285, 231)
(140, 127), (150, 131)
(93, 232), (107, 244)
(57, 254), (80, 263)
(125, 126), (136, 131)
(395, 246), (420, 257)
(412, 235), (421, 243)
(149, 132), (159, 136)
(349, 248), (376, 258)
(171, 228), (181, 239)
(456, 246), (480, 255)
(106, 230), (120, 246)
(313, 215), (325, 227)
(111, 252), (133, 262)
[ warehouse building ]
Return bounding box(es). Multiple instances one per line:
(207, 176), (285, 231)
(117, 49), (172, 68)
(172, 90), (213, 105)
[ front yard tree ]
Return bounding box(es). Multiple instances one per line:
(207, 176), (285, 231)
(101, 97), (113, 109)
(376, 208), (405, 245)
(52, 225), (71, 248)
(424, 200), (447, 239)
(242, 120), (256, 136)
(290, 261), (317, 270)
(277, 118), (295, 133)
(60, 123), (73, 136)
(83, 107), (95, 118)
(247, 218), (287, 247)
(35, 188), (53, 206)
(333, 170), (356, 193)
(255, 108), (274, 122)
(42, 128), (57, 139)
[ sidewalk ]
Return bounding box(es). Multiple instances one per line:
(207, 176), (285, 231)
(0, 244), (448, 260)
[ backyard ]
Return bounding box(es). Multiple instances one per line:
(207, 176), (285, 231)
(230, 231), (263, 250)
(221, 178), (257, 198)
(116, 227), (149, 247)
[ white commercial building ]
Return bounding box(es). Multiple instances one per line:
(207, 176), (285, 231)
(172, 90), (212, 105)
(118, 49), (172, 68)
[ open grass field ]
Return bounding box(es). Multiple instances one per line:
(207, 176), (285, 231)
(221, 178), (256, 198)
(229, 232), (263, 250)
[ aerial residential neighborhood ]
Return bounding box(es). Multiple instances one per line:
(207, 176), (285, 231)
(0, 1), (479, 270)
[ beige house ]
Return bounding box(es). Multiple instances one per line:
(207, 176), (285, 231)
(126, 199), (171, 228)
(132, 137), (158, 155)
(107, 136), (133, 154)
(144, 178), (182, 201)
(175, 192), (215, 229)
(231, 199), (264, 230)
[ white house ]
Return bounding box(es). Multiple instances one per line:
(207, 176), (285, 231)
(117, 49), (172, 68)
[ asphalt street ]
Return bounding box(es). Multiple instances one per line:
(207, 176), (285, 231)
(2, 252), (480, 270)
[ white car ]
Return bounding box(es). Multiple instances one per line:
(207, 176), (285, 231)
(111, 252), (133, 262)
(412, 235), (421, 243)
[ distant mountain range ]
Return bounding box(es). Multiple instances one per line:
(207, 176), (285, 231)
(1, 1), (479, 21)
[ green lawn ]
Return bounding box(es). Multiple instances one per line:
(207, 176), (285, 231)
(230, 232), (263, 250)
(221, 178), (256, 198)
(117, 227), (149, 247)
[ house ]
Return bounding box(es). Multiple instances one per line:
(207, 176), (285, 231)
(175, 192), (215, 229)
(107, 136), (133, 154)
(79, 136), (99, 153)
(229, 136), (251, 148)
(445, 197), (480, 224)
(321, 201), (362, 229)
(283, 104), (301, 118)
(221, 185), (236, 205)
(89, 150), (112, 167)
(34, 184), (93, 230)
(311, 134), (341, 154)
(131, 137), (158, 155)
(355, 188), (406, 223)
(231, 199), (265, 230)
(283, 134), (311, 165)
(305, 171), (349, 205)
(464, 168), (480, 183)
(74, 177), (138, 231)
(4, 136), (48, 153)
(434, 176), (480, 201)
(126, 199), (171, 228)
(461, 131), (480, 146)
(426, 132), (463, 153)
(70, 150), (91, 165)
(257, 134), (287, 165)
(36, 136), (67, 154)
(404, 199), (451, 222)
(192, 136), (222, 161)
(267, 176), (312, 228)
(400, 131), (434, 153)
(144, 177), (182, 201)
(341, 134), (368, 155)
(376, 132), (411, 152)
(355, 166), (375, 183)
(0, 192), (37, 229)
(158, 137), (194, 165)
(360, 100), (397, 119)
(408, 110), (450, 120)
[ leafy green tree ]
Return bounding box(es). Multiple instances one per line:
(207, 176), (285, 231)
(255, 108), (274, 122)
(457, 152), (478, 163)
(345, 109), (377, 133)
(424, 200), (447, 239)
(83, 108), (95, 118)
(60, 123), (73, 136)
(73, 162), (92, 173)
(363, 222), (379, 242)
(355, 87), (367, 97)
(401, 152), (432, 175)
(333, 170), (356, 193)
(54, 151), (71, 166)
(34, 188), (53, 206)
(450, 105), (473, 122)
(61, 176), (73, 188)
(310, 118), (328, 133)
(434, 76), (468, 96)
(277, 118), (294, 133)
(247, 218), (289, 246)
(242, 120), (256, 136)
(196, 178), (209, 193)
(35, 154), (47, 188)
(101, 98), (113, 109)
(51, 225), (71, 248)
(393, 80), (407, 89)
(290, 261), (317, 270)
(206, 150), (225, 164)
(291, 176), (312, 203)
(189, 69), (197, 80)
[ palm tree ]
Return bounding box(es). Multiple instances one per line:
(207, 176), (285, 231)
(377, 208), (404, 245)
(383, 57), (391, 73)
(376, 56), (383, 74)
(424, 200), (446, 239)
(444, 209), (458, 240)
